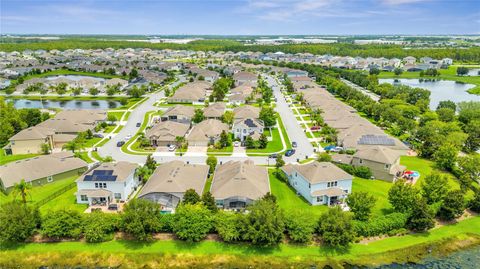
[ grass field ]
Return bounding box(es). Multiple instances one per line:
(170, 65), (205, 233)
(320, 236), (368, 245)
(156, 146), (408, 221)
(38, 187), (88, 214)
(207, 145), (233, 155)
(247, 117), (290, 155)
(352, 177), (393, 216)
(107, 111), (127, 121)
(378, 65), (480, 94)
(75, 151), (94, 163)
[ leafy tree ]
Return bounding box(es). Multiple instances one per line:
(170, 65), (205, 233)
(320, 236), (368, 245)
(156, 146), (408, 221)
(13, 179), (32, 204)
(221, 110), (234, 125)
(83, 212), (119, 243)
(206, 156), (217, 174)
(258, 133), (268, 149)
(259, 107), (276, 127)
(388, 179), (419, 213)
(464, 120), (480, 152)
(89, 87), (99, 96)
(436, 108), (455, 122)
(121, 199), (162, 241)
(437, 190), (465, 220)
(317, 152), (332, 162)
(201, 191), (218, 212)
(284, 210), (316, 243)
(127, 85), (145, 98)
(135, 166), (152, 184)
(62, 138), (85, 153)
(456, 66), (469, 76)
(219, 130), (230, 148)
(393, 68), (403, 76)
(173, 203), (212, 242)
(420, 173), (449, 204)
(244, 136), (256, 149)
(129, 68), (139, 79)
(214, 211), (242, 242)
(457, 154), (480, 183)
(145, 154), (157, 171)
(41, 209), (83, 239)
(0, 202), (40, 243)
(41, 142), (51, 154)
(242, 199), (284, 246)
(468, 189), (480, 213)
(183, 189), (201, 205)
(437, 100), (456, 111)
(406, 198), (435, 232)
(346, 191), (377, 221)
(317, 206), (355, 248)
(192, 108), (204, 123)
(434, 143), (458, 171)
(275, 154), (285, 169)
(72, 87), (82, 96)
(369, 68), (380, 75)
(262, 192), (277, 204)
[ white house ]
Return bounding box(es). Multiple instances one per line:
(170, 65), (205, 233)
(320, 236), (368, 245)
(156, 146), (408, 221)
(442, 58), (453, 66)
(233, 118), (264, 141)
(76, 162), (139, 206)
(281, 162), (353, 206)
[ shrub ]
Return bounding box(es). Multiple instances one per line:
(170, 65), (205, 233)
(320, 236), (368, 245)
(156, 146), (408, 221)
(83, 212), (119, 243)
(0, 202), (40, 243)
(468, 190), (480, 213)
(242, 199), (285, 246)
(214, 211), (242, 242)
(173, 204), (213, 242)
(318, 206), (355, 247)
(388, 179), (419, 213)
(354, 166), (372, 179)
(346, 191), (376, 221)
(406, 199), (435, 232)
(158, 213), (175, 233)
(317, 152), (332, 162)
(437, 190), (465, 220)
(41, 209), (83, 239)
(121, 199), (163, 241)
(353, 213), (408, 237)
(284, 210), (316, 243)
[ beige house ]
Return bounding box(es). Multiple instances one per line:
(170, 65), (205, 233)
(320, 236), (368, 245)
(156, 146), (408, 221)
(145, 121), (190, 147)
(211, 160), (270, 209)
(187, 119), (229, 146)
(352, 146), (406, 182)
(233, 105), (260, 119)
(6, 126), (55, 155)
(160, 105), (195, 124)
(228, 83), (256, 105)
(138, 161), (209, 210)
(203, 102), (226, 119)
(0, 152), (88, 193)
(233, 71), (257, 86)
(168, 81), (211, 103)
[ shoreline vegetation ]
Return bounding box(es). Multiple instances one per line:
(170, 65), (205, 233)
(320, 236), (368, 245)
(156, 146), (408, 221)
(1, 216), (479, 268)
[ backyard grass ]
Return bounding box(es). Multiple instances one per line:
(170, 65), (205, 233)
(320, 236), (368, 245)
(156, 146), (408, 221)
(400, 156), (459, 189)
(107, 111), (127, 121)
(352, 177), (393, 216)
(0, 149), (39, 165)
(0, 174), (79, 206)
(39, 187), (88, 214)
(81, 137), (102, 148)
(378, 65), (480, 94)
(75, 151), (94, 163)
(246, 117), (290, 156)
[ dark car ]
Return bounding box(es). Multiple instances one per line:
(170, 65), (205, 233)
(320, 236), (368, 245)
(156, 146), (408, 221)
(108, 204), (118, 211)
(136, 122), (141, 127)
(93, 133), (104, 138)
(292, 141), (297, 148)
(269, 153), (278, 159)
(116, 141), (125, 147)
(285, 149), (296, 157)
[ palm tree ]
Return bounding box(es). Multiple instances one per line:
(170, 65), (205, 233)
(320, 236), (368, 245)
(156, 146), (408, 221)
(175, 136), (185, 146)
(135, 166), (151, 184)
(62, 139), (84, 153)
(13, 179), (31, 204)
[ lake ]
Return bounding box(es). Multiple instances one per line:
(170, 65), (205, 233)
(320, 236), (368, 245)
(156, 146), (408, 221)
(44, 75), (106, 82)
(379, 78), (480, 110)
(8, 99), (121, 109)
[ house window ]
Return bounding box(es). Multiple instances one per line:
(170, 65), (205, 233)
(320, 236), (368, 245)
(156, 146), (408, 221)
(327, 182), (331, 187)
(80, 195), (88, 202)
(114, 193), (121, 200)
(317, 196), (323, 203)
(47, 176), (53, 183)
(94, 183), (99, 188)
(308, 183), (311, 189)
(359, 159), (363, 164)
(344, 189), (349, 193)
(334, 181), (338, 187)
(385, 164), (390, 170)
(102, 183), (107, 188)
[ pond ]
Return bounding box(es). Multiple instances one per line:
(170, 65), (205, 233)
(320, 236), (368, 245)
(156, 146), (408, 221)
(379, 78), (480, 110)
(44, 75), (106, 82)
(8, 99), (121, 109)
(467, 68), (480, 76)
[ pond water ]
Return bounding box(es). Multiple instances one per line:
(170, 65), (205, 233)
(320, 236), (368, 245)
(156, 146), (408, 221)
(379, 78), (480, 110)
(367, 245), (480, 269)
(44, 75), (106, 82)
(467, 69), (480, 76)
(8, 99), (121, 109)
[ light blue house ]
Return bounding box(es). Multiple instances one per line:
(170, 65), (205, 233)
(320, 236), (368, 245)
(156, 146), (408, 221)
(281, 161), (353, 206)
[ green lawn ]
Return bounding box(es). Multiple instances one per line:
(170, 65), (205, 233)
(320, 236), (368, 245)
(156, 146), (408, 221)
(0, 149), (39, 166)
(39, 187), (88, 214)
(75, 151), (94, 163)
(0, 174), (78, 206)
(113, 125), (123, 133)
(378, 65), (480, 94)
(400, 156), (459, 190)
(246, 117), (290, 155)
(121, 111), (161, 155)
(81, 137), (102, 148)
(207, 145), (233, 155)
(352, 177), (393, 216)
(107, 111), (128, 121)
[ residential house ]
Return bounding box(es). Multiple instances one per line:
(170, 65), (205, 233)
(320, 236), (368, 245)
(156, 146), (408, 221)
(76, 161), (139, 206)
(138, 161), (209, 210)
(190, 67), (219, 82)
(187, 119), (229, 146)
(210, 160), (269, 209)
(351, 146), (405, 182)
(145, 121), (190, 147)
(233, 105), (260, 119)
(203, 102), (226, 119)
(0, 152), (88, 193)
(403, 56), (416, 65)
(160, 105), (195, 124)
(281, 161), (353, 206)
(233, 71), (257, 86)
(233, 118), (264, 141)
(6, 126), (55, 155)
(228, 83), (256, 105)
(168, 81), (211, 103)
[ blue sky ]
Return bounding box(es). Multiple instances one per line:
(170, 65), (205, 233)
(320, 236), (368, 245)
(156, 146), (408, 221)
(2, 0), (479, 35)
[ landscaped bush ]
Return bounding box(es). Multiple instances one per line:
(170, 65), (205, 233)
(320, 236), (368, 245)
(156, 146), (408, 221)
(214, 211), (243, 242)
(0, 202), (40, 243)
(284, 210), (316, 243)
(317, 206), (355, 247)
(83, 212), (120, 243)
(158, 213), (176, 233)
(41, 209), (83, 239)
(173, 204), (213, 242)
(242, 199), (285, 246)
(121, 199), (163, 241)
(468, 190), (480, 213)
(353, 212), (408, 237)
(335, 163), (372, 179)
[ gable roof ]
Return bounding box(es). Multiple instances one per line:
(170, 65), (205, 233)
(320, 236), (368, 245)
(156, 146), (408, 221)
(162, 105), (195, 118)
(145, 121), (190, 141)
(210, 160), (269, 200)
(138, 161), (209, 196)
(353, 146), (402, 164)
(77, 161), (138, 183)
(9, 126), (55, 141)
(233, 105), (260, 119)
(282, 161), (352, 184)
(203, 102), (226, 118)
(169, 81), (211, 101)
(187, 119), (229, 141)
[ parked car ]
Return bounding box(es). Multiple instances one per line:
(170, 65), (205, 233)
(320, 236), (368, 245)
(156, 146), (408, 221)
(285, 149), (296, 157)
(125, 134), (132, 141)
(311, 126), (321, 131)
(330, 146), (344, 152)
(292, 141), (297, 148)
(323, 145), (336, 151)
(108, 204), (118, 211)
(93, 133), (104, 138)
(116, 141), (125, 147)
(269, 153), (278, 159)
(168, 144), (176, 151)
(136, 122), (141, 127)
(233, 141), (241, 147)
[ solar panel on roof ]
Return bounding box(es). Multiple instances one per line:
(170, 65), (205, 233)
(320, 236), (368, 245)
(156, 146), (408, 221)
(358, 135), (395, 146)
(84, 170), (117, 181)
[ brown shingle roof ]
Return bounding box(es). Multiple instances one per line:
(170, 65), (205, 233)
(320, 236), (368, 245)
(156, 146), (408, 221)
(282, 161), (352, 184)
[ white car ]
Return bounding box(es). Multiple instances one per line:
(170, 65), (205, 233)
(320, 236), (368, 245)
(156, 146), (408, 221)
(168, 144), (176, 151)
(234, 141), (241, 147)
(125, 134), (132, 141)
